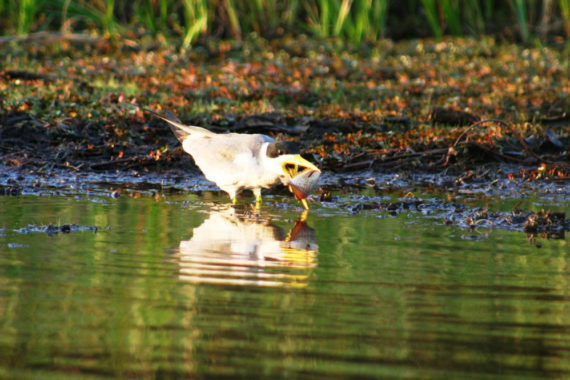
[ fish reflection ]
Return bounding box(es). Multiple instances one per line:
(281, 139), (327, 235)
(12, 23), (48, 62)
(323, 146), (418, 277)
(173, 207), (318, 287)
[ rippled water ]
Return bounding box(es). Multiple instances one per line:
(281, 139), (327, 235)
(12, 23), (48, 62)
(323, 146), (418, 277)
(0, 190), (568, 379)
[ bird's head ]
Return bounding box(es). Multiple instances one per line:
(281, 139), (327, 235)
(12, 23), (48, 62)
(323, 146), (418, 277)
(264, 142), (321, 208)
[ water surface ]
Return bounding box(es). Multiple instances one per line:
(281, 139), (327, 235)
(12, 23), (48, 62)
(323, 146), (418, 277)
(0, 190), (568, 379)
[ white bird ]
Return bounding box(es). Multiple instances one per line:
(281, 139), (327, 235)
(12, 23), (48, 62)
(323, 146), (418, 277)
(147, 109), (320, 209)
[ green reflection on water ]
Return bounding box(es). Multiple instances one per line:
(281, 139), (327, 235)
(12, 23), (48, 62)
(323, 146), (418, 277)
(0, 193), (568, 379)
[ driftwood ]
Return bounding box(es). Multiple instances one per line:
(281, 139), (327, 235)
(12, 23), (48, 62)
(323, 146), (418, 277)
(88, 156), (157, 169)
(429, 107), (480, 126)
(0, 32), (102, 45)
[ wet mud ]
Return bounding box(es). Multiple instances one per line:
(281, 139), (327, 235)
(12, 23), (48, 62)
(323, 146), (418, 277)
(1, 163), (567, 241)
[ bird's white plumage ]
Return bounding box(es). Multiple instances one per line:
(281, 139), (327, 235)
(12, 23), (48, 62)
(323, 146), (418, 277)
(147, 109), (321, 207)
(181, 132), (280, 199)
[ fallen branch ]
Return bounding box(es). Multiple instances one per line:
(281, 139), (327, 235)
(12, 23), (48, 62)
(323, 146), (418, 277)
(453, 119), (510, 147)
(89, 156), (142, 169)
(343, 159), (375, 170)
(464, 142), (528, 163)
(88, 155), (158, 169)
(453, 118), (547, 164)
(0, 32), (102, 45)
(379, 148), (449, 162)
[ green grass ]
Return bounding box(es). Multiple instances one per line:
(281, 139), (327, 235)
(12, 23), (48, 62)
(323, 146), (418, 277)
(419, 0), (442, 38)
(181, 0), (208, 48)
(1, 0), (569, 45)
(17, 0), (44, 34)
(560, 0), (570, 38)
(510, 0), (529, 42)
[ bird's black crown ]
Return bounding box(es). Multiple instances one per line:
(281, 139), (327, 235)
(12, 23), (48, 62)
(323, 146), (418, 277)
(266, 141), (300, 158)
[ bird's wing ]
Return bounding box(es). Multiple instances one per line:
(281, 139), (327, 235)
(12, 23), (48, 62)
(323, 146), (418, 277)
(184, 133), (273, 187)
(145, 108), (216, 142)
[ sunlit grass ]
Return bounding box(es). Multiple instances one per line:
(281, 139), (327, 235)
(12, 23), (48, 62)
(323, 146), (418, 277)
(17, 0), (42, 35)
(1, 0), (569, 46)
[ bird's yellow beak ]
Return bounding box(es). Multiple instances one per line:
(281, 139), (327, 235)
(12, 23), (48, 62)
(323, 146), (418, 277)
(281, 155), (321, 210)
(281, 155), (321, 179)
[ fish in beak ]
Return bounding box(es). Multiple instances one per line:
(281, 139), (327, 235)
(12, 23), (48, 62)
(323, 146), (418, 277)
(280, 155), (321, 209)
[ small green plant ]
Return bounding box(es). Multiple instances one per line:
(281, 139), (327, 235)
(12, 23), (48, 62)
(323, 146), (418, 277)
(103, 0), (115, 35)
(419, 0), (443, 38)
(344, 0), (389, 43)
(510, 0), (529, 41)
(304, 0), (388, 44)
(135, 0), (170, 34)
(182, 0), (208, 48)
(18, 0), (44, 34)
(441, 0), (461, 35)
(463, 0), (486, 35)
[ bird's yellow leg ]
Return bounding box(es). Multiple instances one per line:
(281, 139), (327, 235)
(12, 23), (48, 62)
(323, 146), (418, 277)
(300, 198), (309, 210)
(232, 197), (237, 205)
(255, 194), (262, 208)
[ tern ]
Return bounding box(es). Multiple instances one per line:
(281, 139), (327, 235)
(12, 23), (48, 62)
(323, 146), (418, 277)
(147, 109), (320, 209)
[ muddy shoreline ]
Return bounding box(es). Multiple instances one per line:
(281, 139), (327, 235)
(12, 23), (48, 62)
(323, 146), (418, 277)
(2, 109), (568, 176)
(1, 159), (568, 241)
(2, 37), (569, 183)
(1, 37), (569, 240)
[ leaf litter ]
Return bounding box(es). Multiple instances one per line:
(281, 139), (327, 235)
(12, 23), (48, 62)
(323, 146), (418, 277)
(0, 36), (568, 240)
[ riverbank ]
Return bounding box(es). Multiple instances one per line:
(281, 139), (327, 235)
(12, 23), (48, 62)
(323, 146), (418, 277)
(2, 36), (568, 176)
(1, 36), (569, 239)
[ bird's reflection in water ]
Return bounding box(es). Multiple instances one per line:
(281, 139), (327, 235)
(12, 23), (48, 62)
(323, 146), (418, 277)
(173, 206), (318, 287)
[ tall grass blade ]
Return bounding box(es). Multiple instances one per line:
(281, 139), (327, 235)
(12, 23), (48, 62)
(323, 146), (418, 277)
(419, 0), (443, 37)
(52, 0), (122, 35)
(373, 0), (389, 39)
(137, 2), (156, 33)
(182, 0), (209, 48)
(441, 0), (461, 35)
(321, 0), (331, 37)
(464, 0), (485, 34)
(539, 0), (553, 40)
(18, 0), (44, 34)
(4, 0), (569, 44)
(224, 0), (241, 39)
(283, 0), (299, 26)
(333, 0), (352, 37)
(104, 0), (115, 35)
(265, 0), (277, 30)
(283, 0), (300, 27)
(510, 0), (529, 41)
(351, 0), (369, 44)
(135, 0), (170, 34)
(304, 0), (334, 38)
(484, 0), (494, 20)
(560, 0), (570, 38)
